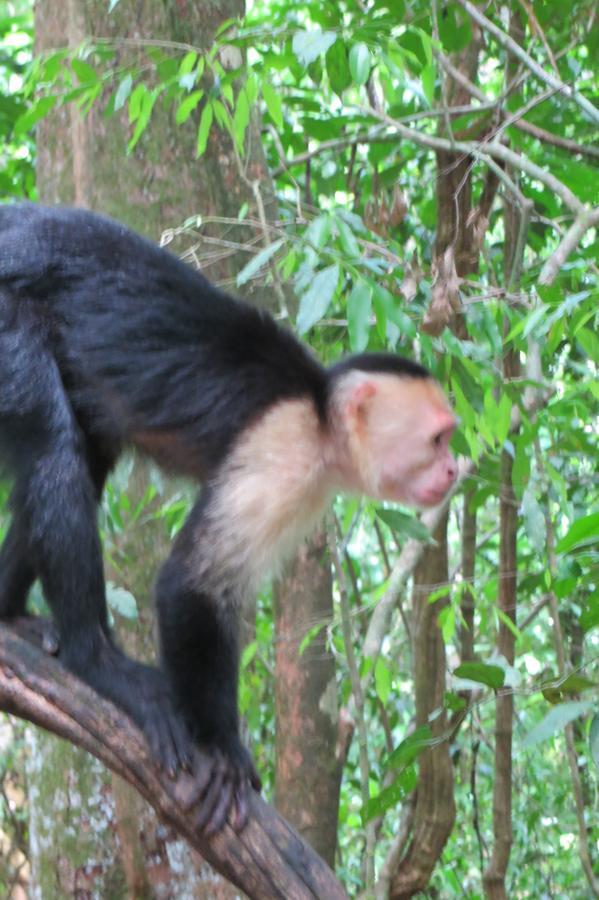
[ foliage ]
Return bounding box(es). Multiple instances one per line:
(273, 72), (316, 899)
(1, 0), (598, 895)
(0, 2), (35, 198)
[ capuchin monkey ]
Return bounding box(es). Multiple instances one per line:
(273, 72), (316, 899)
(0, 203), (457, 832)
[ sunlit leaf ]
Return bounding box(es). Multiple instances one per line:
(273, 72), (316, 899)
(326, 39), (351, 96)
(292, 30), (337, 67)
(106, 583), (138, 620)
(296, 264), (339, 334)
(556, 512), (599, 554)
(347, 280), (372, 352)
(175, 89), (204, 124)
(71, 58), (97, 84)
(114, 74), (133, 111)
(195, 101), (213, 157)
(375, 658), (391, 704)
(349, 42), (371, 85)
(362, 766), (417, 823)
(376, 508), (433, 542)
(453, 662), (505, 689)
(262, 80), (283, 129)
(522, 700), (594, 749)
(236, 238), (284, 287)
(385, 726), (433, 770)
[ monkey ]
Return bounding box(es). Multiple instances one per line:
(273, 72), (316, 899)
(0, 203), (458, 832)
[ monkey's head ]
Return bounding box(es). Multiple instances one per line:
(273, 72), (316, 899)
(327, 359), (458, 508)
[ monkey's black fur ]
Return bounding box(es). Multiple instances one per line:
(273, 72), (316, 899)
(0, 203), (430, 828)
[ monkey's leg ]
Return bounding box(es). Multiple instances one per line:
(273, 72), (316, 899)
(0, 514), (36, 618)
(0, 327), (193, 773)
(156, 500), (261, 832)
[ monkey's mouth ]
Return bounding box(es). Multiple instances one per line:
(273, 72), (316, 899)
(416, 486), (451, 507)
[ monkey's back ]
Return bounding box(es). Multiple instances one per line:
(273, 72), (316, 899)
(0, 204), (328, 474)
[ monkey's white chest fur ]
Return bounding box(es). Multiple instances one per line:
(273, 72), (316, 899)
(192, 398), (332, 598)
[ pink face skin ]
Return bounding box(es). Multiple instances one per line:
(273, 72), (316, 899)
(378, 411), (458, 506)
(339, 374), (459, 509)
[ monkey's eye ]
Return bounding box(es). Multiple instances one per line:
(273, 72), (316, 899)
(432, 431), (444, 448)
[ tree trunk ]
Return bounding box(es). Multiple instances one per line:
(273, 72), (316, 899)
(31, 0), (265, 895)
(390, 514), (455, 898)
(274, 529), (341, 868)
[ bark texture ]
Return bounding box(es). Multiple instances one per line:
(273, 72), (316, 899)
(274, 530), (341, 868)
(390, 514), (455, 898)
(0, 623), (348, 900)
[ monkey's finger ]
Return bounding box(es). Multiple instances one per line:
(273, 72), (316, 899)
(147, 720), (178, 776)
(193, 768), (227, 832)
(165, 714), (194, 774)
(204, 778), (235, 836)
(232, 780), (251, 832)
(176, 754), (216, 811)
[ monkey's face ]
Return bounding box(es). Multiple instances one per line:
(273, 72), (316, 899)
(340, 374), (458, 508)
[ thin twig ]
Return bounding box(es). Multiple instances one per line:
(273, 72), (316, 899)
(454, 0), (599, 125)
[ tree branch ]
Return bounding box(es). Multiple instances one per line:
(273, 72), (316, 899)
(0, 622), (347, 900)
(455, 0), (599, 125)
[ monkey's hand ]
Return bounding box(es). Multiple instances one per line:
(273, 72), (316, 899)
(174, 737), (262, 834)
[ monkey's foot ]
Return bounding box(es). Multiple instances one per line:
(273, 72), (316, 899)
(69, 644), (195, 778)
(6, 615), (60, 655)
(174, 739), (262, 835)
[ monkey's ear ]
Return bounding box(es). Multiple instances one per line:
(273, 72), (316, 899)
(345, 379), (377, 427)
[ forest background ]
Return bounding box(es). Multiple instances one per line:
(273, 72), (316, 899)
(0, 0), (597, 897)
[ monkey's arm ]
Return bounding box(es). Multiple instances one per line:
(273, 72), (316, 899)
(0, 621), (347, 900)
(156, 501), (261, 833)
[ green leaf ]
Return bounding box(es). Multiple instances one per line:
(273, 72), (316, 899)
(541, 672), (598, 704)
(13, 96), (56, 135)
(438, 605), (455, 643)
(522, 700), (594, 749)
(496, 392), (512, 448)
(453, 662), (505, 689)
(580, 591), (599, 633)
(304, 214), (331, 250)
(262, 81), (283, 129)
(385, 725), (433, 770)
(195, 101), (213, 157)
(336, 217), (360, 258)
(178, 51), (198, 76)
(590, 714), (599, 771)
(175, 89), (204, 125)
(522, 483), (546, 555)
(362, 766), (417, 823)
(421, 62), (435, 106)
(236, 239), (284, 287)
(106, 583), (138, 620)
(576, 326), (599, 363)
(114, 74), (133, 111)
(375, 658), (391, 704)
(108, 0), (121, 10)
(292, 30), (337, 67)
(296, 264), (339, 334)
(326, 39), (351, 96)
(438, 3), (472, 52)
(347, 280), (372, 352)
(349, 42), (371, 86)
(376, 508), (433, 542)
(128, 83), (147, 122)
(127, 88), (157, 152)
(71, 58), (97, 84)
(556, 512), (599, 554)
(299, 622), (327, 656)
(496, 608), (523, 642)
(241, 640), (258, 669)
